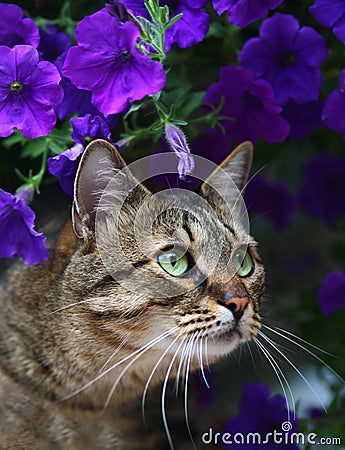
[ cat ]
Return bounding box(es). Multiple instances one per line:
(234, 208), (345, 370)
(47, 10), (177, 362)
(0, 139), (265, 449)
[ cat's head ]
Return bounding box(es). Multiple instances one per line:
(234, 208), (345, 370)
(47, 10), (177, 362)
(59, 139), (264, 373)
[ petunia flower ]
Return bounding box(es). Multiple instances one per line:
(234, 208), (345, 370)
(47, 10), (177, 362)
(223, 383), (299, 449)
(165, 123), (195, 180)
(0, 187), (48, 265)
(282, 100), (323, 140)
(244, 175), (295, 230)
(0, 3), (39, 48)
(0, 45), (64, 139)
(120, 0), (209, 51)
(62, 9), (166, 116)
(310, 0), (345, 45)
(212, 0), (284, 28)
(47, 114), (112, 197)
(322, 68), (345, 139)
(298, 153), (345, 225)
(318, 271), (345, 316)
(203, 65), (290, 144)
(38, 24), (72, 62)
(239, 13), (328, 106)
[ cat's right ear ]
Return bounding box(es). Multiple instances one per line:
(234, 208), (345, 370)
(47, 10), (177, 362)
(72, 139), (149, 241)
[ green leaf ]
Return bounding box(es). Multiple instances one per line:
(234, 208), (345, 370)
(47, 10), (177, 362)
(166, 13), (183, 30)
(2, 131), (26, 149)
(179, 91), (205, 118)
(124, 102), (144, 119)
(21, 138), (47, 159)
(48, 140), (67, 155)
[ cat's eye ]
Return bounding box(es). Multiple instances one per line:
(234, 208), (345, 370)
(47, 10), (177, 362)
(157, 249), (189, 277)
(232, 247), (254, 278)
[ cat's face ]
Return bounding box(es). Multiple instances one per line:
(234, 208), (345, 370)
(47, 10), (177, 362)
(62, 139), (264, 385)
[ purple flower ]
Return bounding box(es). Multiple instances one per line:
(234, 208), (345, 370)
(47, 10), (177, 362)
(223, 383), (299, 449)
(0, 188), (48, 265)
(298, 153), (345, 225)
(310, 0), (345, 45)
(38, 25), (72, 62)
(239, 13), (328, 106)
(0, 45), (63, 139)
(282, 100), (323, 140)
(165, 123), (195, 180)
(212, 0), (284, 28)
(322, 68), (345, 139)
(54, 52), (103, 121)
(48, 144), (84, 198)
(63, 9), (166, 116)
(318, 271), (345, 316)
(244, 175), (295, 230)
(203, 66), (290, 144)
(47, 114), (112, 197)
(0, 3), (39, 48)
(121, 0), (209, 51)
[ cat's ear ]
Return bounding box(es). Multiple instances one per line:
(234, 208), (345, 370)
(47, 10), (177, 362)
(200, 141), (253, 210)
(72, 139), (149, 240)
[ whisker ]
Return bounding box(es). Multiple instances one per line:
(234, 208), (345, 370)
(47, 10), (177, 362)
(98, 336), (130, 374)
(199, 335), (210, 389)
(48, 297), (109, 315)
(184, 332), (199, 450)
(258, 330), (328, 413)
(142, 334), (186, 427)
(61, 326), (179, 401)
(161, 335), (191, 450)
(254, 338), (295, 421)
(104, 328), (180, 409)
(263, 325), (345, 385)
(174, 336), (192, 397)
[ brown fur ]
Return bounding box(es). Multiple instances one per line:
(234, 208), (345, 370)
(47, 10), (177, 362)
(0, 140), (265, 449)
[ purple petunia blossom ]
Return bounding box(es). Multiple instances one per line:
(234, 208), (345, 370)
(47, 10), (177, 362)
(310, 0), (345, 45)
(54, 52), (103, 121)
(0, 3), (39, 48)
(63, 9), (166, 116)
(323, 68), (345, 139)
(298, 153), (345, 225)
(318, 271), (345, 316)
(239, 13), (328, 106)
(165, 123), (195, 180)
(203, 65), (290, 144)
(282, 100), (323, 140)
(38, 25), (72, 62)
(0, 187), (48, 265)
(212, 0), (284, 28)
(244, 175), (295, 229)
(0, 45), (63, 139)
(47, 114), (112, 197)
(222, 383), (299, 449)
(120, 0), (209, 51)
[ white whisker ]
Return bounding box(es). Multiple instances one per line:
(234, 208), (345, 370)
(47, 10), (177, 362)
(141, 334), (186, 427)
(161, 334), (190, 450)
(254, 337), (295, 421)
(199, 335), (210, 389)
(61, 326), (179, 401)
(258, 330), (328, 413)
(184, 332), (199, 450)
(263, 325), (345, 385)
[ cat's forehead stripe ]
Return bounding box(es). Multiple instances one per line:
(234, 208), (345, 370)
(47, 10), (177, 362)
(221, 222), (236, 237)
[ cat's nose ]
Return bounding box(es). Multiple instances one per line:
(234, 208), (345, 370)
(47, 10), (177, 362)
(218, 294), (249, 321)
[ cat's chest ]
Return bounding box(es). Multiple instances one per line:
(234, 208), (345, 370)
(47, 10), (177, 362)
(0, 369), (196, 450)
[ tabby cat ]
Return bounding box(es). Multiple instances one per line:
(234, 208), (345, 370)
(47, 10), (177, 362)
(0, 139), (265, 449)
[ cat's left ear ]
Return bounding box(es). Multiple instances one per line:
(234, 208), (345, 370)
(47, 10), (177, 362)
(72, 139), (149, 241)
(200, 141), (253, 209)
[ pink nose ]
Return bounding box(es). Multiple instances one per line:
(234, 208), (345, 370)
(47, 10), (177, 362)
(224, 297), (249, 314)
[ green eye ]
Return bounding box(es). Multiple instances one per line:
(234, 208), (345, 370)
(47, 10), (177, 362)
(157, 250), (189, 277)
(232, 248), (254, 277)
